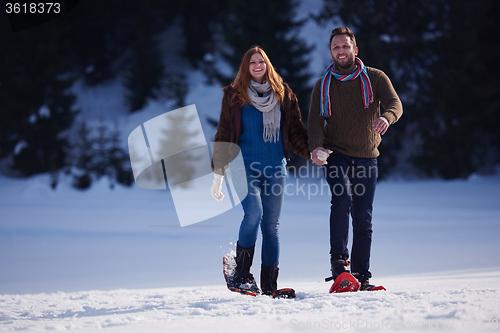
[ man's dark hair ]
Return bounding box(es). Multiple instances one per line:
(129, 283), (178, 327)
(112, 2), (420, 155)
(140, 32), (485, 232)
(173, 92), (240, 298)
(329, 27), (357, 48)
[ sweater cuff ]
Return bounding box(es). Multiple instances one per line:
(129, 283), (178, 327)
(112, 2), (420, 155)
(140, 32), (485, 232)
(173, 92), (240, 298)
(381, 111), (396, 125)
(308, 140), (324, 152)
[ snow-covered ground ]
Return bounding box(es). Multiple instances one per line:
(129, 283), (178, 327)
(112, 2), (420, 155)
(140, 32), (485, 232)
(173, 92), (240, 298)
(1, 172), (499, 332)
(2, 0), (500, 331)
(1, 270), (499, 332)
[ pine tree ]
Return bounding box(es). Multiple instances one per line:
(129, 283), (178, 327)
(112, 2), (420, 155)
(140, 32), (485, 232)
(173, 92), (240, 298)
(107, 125), (133, 188)
(162, 72), (189, 109)
(72, 121), (94, 190)
(158, 109), (201, 189)
(70, 121), (133, 190)
(179, 0), (230, 68)
(315, 0), (500, 178)
(410, 0), (500, 178)
(209, 0), (312, 121)
(0, 21), (78, 177)
(124, 33), (166, 112)
(93, 123), (109, 178)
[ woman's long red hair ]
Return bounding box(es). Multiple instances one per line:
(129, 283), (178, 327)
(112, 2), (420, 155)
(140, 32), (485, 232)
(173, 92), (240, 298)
(231, 46), (285, 106)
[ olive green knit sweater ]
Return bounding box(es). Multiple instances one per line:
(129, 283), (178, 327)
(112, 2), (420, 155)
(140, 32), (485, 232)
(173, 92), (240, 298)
(307, 67), (403, 158)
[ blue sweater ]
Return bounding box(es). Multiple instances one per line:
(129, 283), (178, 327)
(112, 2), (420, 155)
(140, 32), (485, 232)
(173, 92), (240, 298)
(238, 104), (285, 170)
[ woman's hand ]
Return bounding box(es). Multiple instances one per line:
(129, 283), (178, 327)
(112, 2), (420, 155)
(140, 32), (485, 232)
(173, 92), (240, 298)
(311, 147), (333, 166)
(211, 173), (225, 202)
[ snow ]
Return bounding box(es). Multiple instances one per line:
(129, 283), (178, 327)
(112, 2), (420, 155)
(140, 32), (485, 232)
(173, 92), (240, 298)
(38, 105), (51, 118)
(1, 270), (499, 332)
(13, 141), (28, 156)
(2, 1), (500, 331)
(1, 172), (500, 332)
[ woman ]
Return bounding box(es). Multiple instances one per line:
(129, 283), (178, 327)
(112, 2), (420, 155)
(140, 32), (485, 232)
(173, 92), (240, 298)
(211, 46), (309, 297)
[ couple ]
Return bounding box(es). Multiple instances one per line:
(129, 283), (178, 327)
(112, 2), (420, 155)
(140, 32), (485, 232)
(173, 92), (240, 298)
(211, 27), (403, 296)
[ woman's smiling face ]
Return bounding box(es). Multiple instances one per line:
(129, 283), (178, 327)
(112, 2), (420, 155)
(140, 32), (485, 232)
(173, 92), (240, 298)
(249, 53), (267, 83)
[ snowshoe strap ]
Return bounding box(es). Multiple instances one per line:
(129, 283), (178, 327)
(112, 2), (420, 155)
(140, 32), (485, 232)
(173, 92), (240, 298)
(361, 284), (386, 291)
(227, 286), (258, 297)
(271, 288), (296, 299)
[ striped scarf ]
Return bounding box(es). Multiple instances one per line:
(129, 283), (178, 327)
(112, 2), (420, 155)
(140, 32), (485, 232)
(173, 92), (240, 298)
(320, 57), (373, 117)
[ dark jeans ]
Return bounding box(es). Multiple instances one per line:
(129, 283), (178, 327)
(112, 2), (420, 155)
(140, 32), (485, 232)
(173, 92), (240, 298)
(324, 151), (378, 280)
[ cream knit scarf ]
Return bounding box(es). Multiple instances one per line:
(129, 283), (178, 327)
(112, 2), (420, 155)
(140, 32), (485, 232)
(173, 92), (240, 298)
(247, 80), (281, 143)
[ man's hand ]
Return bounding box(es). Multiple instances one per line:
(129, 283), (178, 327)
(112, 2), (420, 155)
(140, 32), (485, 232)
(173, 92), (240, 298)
(311, 147), (333, 166)
(373, 117), (389, 135)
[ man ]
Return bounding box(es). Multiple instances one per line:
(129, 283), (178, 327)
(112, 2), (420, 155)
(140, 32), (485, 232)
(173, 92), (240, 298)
(307, 27), (403, 292)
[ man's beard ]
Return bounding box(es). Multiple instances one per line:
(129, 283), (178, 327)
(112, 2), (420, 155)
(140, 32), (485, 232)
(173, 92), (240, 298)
(334, 55), (355, 70)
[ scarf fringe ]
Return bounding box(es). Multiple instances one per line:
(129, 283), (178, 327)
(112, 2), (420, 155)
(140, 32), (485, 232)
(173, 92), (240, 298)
(263, 124), (280, 143)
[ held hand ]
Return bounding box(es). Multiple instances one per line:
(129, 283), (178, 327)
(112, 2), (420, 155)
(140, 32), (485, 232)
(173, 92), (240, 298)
(311, 147), (333, 166)
(211, 173), (224, 202)
(373, 117), (389, 135)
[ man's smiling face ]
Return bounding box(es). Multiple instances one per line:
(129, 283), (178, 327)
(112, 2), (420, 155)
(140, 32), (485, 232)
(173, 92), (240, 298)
(330, 34), (358, 71)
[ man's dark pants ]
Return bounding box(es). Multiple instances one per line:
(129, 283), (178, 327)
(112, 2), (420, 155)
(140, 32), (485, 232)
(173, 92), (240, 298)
(324, 151), (378, 281)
